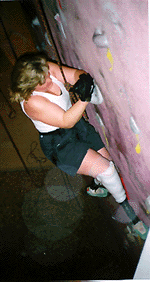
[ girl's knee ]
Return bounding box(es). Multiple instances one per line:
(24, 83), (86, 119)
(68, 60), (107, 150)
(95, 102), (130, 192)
(77, 148), (110, 178)
(97, 147), (112, 161)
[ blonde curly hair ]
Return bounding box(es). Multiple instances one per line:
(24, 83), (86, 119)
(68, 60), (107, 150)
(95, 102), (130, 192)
(10, 52), (49, 103)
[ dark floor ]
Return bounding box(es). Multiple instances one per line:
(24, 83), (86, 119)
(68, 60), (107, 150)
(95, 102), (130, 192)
(0, 167), (144, 281)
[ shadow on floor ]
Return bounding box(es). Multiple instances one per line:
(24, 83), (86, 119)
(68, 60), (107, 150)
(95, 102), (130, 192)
(0, 168), (143, 281)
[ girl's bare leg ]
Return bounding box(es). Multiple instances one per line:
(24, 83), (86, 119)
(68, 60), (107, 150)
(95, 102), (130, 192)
(97, 147), (112, 161)
(77, 148), (110, 178)
(77, 147), (126, 204)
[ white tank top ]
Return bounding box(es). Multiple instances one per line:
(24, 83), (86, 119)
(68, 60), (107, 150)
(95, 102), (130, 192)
(20, 74), (72, 132)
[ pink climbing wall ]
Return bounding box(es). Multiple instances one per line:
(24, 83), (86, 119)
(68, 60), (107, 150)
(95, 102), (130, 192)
(41, 0), (149, 224)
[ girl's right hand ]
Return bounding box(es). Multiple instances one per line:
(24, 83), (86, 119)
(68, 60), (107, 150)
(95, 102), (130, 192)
(70, 73), (94, 101)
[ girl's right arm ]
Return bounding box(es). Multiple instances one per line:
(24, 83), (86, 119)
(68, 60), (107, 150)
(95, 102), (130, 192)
(24, 95), (88, 129)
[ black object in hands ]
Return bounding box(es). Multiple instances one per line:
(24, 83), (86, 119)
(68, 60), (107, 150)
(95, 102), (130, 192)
(70, 73), (94, 101)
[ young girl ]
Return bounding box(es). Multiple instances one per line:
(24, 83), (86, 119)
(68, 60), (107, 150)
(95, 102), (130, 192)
(10, 51), (126, 203)
(10, 51), (149, 239)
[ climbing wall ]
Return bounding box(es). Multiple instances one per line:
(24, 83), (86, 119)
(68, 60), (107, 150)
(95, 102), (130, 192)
(40, 0), (149, 224)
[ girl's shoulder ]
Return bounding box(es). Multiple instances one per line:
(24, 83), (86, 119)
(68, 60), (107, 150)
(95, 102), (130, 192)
(48, 61), (62, 78)
(48, 61), (85, 85)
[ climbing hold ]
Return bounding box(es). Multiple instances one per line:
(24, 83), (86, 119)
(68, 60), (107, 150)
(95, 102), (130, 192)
(107, 48), (114, 71)
(129, 116), (140, 135)
(95, 112), (109, 149)
(129, 117), (141, 154)
(135, 134), (141, 154)
(93, 28), (108, 48)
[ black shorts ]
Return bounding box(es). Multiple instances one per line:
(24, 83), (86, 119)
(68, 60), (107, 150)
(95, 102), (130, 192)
(39, 118), (104, 176)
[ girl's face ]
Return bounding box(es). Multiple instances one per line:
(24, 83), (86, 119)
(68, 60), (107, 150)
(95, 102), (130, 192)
(35, 73), (53, 93)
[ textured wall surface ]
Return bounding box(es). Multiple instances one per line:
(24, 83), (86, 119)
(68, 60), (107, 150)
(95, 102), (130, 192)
(42, 0), (149, 224)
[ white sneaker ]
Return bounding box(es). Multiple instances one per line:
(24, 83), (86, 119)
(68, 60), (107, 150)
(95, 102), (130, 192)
(87, 187), (108, 197)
